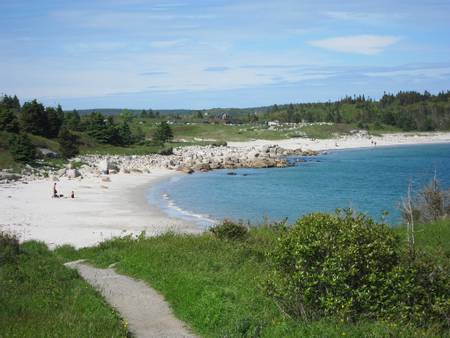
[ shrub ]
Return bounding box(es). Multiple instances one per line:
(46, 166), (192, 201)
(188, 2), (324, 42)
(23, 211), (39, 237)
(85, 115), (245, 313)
(382, 254), (450, 328)
(58, 127), (79, 158)
(0, 232), (20, 264)
(153, 121), (173, 144)
(400, 177), (450, 223)
(211, 141), (227, 147)
(266, 210), (449, 328)
(0, 108), (20, 133)
(210, 220), (248, 240)
(8, 132), (36, 162)
(158, 147), (173, 155)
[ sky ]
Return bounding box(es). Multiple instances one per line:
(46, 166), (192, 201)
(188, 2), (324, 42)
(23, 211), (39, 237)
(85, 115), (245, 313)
(1, 0), (450, 110)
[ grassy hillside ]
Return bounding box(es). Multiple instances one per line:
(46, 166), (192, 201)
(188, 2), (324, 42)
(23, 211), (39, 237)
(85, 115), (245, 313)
(55, 219), (450, 337)
(0, 237), (128, 337)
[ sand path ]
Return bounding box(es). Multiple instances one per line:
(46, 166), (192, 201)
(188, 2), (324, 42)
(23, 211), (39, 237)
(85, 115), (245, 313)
(65, 260), (197, 338)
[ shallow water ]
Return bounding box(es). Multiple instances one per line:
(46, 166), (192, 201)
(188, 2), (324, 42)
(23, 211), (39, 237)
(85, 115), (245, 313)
(147, 143), (450, 226)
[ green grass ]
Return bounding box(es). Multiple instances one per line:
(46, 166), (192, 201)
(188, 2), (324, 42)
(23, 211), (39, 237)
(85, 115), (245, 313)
(170, 122), (362, 142)
(0, 240), (128, 338)
(0, 149), (23, 171)
(297, 123), (356, 139)
(395, 219), (450, 266)
(80, 143), (164, 155)
(28, 134), (60, 151)
(55, 225), (447, 337)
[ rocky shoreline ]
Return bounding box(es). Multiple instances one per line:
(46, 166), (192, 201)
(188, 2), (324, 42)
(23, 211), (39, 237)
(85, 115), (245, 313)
(81, 144), (318, 176)
(0, 144), (318, 183)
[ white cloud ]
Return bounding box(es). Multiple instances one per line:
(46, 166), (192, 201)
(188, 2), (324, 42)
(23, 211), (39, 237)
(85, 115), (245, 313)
(308, 35), (400, 55)
(365, 66), (450, 79)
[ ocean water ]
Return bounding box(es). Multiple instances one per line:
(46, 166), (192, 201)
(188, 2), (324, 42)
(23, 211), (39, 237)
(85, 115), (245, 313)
(147, 143), (450, 227)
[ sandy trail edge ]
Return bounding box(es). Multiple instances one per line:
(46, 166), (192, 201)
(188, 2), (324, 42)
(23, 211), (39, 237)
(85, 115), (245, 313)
(65, 260), (197, 338)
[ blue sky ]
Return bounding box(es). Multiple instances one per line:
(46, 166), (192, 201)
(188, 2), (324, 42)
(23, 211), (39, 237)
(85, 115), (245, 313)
(1, 0), (449, 109)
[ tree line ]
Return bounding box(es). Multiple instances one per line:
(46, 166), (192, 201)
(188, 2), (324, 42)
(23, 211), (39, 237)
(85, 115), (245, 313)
(0, 95), (174, 163)
(261, 91), (450, 131)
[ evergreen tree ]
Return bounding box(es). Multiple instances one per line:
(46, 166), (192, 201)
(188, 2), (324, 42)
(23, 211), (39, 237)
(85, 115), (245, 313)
(85, 112), (110, 143)
(58, 127), (79, 158)
(64, 110), (81, 131)
(0, 107), (20, 133)
(8, 133), (35, 162)
(46, 107), (63, 138)
(286, 104), (295, 122)
(1, 95), (20, 110)
(117, 122), (133, 146)
(19, 100), (48, 136)
(153, 121), (173, 144)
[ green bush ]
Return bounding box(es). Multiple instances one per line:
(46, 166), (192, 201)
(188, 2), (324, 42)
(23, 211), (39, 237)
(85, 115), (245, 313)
(153, 121), (173, 144)
(58, 127), (79, 158)
(8, 132), (36, 163)
(266, 210), (449, 328)
(210, 220), (248, 240)
(211, 140), (227, 147)
(158, 146), (173, 155)
(0, 232), (20, 264)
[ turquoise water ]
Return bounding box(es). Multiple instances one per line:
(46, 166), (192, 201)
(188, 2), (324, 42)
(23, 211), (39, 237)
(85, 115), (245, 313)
(147, 143), (450, 226)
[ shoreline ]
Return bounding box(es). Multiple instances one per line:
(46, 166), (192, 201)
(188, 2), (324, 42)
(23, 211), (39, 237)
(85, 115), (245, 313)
(228, 131), (450, 151)
(1, 132), (450, 248)
(0, 169), (201, 249)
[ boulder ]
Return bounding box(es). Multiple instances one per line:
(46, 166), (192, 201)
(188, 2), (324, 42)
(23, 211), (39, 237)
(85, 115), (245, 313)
(66, 169), (81, 178)
(0, 172), (21, 181)
(177, 166), (194, 174)
(98, 158), (119, 173)
(38, 148), (59, 158)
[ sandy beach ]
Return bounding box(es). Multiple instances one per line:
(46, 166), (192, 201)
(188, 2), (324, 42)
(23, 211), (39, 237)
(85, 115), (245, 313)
(229, 132), (450, 151)
(0, 169), (201, 248)
(1, 131), (450, 248)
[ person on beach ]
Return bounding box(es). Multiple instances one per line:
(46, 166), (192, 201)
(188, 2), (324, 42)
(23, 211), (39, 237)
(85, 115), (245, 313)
(71, 191), (75, 199)
(53, 183), (58, 198)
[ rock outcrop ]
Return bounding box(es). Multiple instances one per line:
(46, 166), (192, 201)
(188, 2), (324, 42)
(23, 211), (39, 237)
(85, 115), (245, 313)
(78, 144), (318, 175)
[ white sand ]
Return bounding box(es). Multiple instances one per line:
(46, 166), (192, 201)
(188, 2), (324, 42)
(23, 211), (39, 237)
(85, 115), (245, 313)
(0, 169), (201, 248)
(2, 132), (450, 249)
(229, 132), (450, 151)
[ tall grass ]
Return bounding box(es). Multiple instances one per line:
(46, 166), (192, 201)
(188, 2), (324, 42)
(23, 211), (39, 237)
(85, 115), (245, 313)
(0, 238), (128, 338)
(55, 225), (448, 337)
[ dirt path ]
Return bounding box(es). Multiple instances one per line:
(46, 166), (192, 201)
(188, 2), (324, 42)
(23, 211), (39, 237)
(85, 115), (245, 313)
(65, 260), (197, 338)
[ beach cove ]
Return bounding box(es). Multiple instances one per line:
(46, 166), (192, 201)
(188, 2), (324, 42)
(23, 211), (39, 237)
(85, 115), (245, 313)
(1, 131), (450, 248)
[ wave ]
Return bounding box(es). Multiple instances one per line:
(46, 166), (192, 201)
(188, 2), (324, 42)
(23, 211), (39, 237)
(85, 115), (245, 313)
(159, 192), (218, 228)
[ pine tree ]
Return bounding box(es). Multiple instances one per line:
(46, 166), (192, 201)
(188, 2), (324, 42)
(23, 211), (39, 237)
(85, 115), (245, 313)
(117, 122), (132, 146)
(153, 121), (173, 144)
(0, 107), (20, 133)
(64, 110), (81, 131)
(46, 107), (63, 138)
(19, 100), (48, 136)
(58, 127), (79, 158)
(8, 133), (36, 162)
